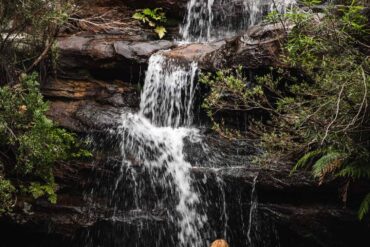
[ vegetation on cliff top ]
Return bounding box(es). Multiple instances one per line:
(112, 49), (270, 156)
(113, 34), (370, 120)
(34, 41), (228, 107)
(201, 0), (370, 219)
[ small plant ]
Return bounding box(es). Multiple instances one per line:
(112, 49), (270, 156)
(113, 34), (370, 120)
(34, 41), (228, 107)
(133, 8), (167, 39)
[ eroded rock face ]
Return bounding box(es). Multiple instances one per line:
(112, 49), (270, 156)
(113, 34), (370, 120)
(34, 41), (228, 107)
(57, 36), (176, 81)
(43, 78), (139, 132)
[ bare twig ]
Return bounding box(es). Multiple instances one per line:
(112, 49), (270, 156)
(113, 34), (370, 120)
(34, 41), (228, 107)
(321, 81), (347, 144)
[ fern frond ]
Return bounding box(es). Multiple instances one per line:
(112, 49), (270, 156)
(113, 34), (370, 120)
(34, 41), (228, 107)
(337, 163), (370, 180)
(292, 148), (327, 174)
(312, 151), (345, 184)
(359, 193), (370, 220)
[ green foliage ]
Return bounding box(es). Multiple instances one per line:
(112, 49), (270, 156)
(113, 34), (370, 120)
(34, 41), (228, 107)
(1, 74), (74, 179)
(293, 148), (346, 184)
(340, 0), (368, 33)
(201, 1), (370, 218)
(0, 178), (15, 215)
(337, 162), (370, 180)
(312, 151), (345, 183)
(0, 73), (91, 214)
(200, 66), (264, 138)
(292, 148), (328, 173)
(0, 0), (90, 216)
(0, 0), (74, 83)
(133, 8), (167, 39)
(29, 182), (57, 204)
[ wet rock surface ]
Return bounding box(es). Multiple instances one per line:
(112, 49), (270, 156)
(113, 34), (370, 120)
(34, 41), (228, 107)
(1, 155), (370, 247)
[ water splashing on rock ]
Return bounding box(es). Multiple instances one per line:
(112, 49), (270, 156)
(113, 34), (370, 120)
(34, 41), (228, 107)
(140, 54), (198, 128)
(118, 54), (207, 246)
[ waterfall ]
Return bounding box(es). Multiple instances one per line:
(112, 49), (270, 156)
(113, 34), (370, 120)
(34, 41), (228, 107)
(117, 54), (207, 247)
(180, 0), (296, 42)
(86, 1), (297, 246)
(180, 0), (215, 42)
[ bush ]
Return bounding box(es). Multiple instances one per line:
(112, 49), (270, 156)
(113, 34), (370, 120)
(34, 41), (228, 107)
(0, 73), (91, 214)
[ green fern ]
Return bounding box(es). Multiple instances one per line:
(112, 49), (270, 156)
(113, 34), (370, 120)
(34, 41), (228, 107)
(312, 151), (345, 183)
(292, 148), (327, 174)
(337, 162), (370, 180)
(358, 193), (370, 220)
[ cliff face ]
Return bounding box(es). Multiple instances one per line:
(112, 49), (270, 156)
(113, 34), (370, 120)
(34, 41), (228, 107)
(1, 1), (370, 247)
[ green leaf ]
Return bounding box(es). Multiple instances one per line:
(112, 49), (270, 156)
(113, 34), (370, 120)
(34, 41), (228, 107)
(142, 8), (153, 16)
(155, 26), (167, 39)
(132, 12), (144, 20)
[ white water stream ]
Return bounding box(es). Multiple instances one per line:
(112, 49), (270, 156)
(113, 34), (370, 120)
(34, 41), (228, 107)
(181, 0), (296, 42)
(119, 54), (206, 246)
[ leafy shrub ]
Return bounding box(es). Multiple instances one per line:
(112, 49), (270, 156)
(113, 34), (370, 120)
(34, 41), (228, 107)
(133, 8), (167, 39)
(0, 73), (91, 214)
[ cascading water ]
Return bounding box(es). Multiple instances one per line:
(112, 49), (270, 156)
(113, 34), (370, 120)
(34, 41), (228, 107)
(140, 55), (198, 128)
(180, 0), (296, 42)
(117, 54), (207, 246)
(86, 1), (299, 246)
(180, 0), (215, 42)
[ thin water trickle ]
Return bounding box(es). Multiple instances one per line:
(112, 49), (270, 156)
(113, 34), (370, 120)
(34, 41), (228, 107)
(216, 175), (229, 239)
(247, 173), (259, 246)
